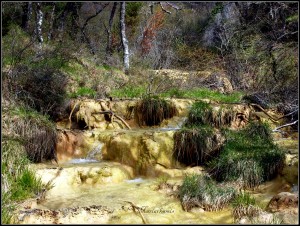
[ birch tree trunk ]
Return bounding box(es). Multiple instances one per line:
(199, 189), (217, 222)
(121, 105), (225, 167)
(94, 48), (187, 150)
(120, 2), (129, 74)
(36, 2), (43, 48)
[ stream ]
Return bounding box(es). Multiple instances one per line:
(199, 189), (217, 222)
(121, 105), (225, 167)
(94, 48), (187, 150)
(17, 99), (298, 224)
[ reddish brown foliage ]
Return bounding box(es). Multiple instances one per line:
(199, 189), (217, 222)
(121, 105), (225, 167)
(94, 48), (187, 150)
(141, 10), (165, 56)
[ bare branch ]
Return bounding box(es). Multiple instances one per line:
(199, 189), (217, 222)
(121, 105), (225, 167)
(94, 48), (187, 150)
(166, 2), (181, 10)
(272, 120), (298, 132)
(82, 3), (109, 30)
(159, 2), (171, 14)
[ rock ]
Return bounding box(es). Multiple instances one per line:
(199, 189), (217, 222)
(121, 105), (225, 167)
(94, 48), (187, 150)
(266, 192), (298, 213)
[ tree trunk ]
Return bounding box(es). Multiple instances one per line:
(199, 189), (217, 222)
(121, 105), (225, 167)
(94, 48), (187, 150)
(36, 2), (43, 45)
(106, 2), (117, 55)
(21, 2), (32, 31)
(120, 2), (129, 74)
(47, 3), (56, 41)
(58, 4), (69, 41)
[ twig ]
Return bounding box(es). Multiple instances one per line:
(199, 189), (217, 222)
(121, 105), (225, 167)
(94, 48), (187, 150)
(92, 111), (131, 129)
(68, 100), (80, 129)
(123, 201), (147, 224)
(272, 120), (298, 132)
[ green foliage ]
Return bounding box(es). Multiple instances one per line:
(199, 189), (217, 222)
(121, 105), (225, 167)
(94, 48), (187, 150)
(110, 85), (146, 98)
(184, 88), (243, 103)
(231, 192), (256, 208)
(134, 96), (178, 126)
(160, 88), (186, 98)
(211, 2), (224, 16)
(11, 168), (44, 201)
(10, 106), (54, 128)
(286, 14), (298, 22)
(179, 174), (237, 211)
(68, 86), (97, 98)
(159, 88), (243, 103)
(1, 137), (50, 223)
(208, 122), (286, 188)
(185, 100), (213, 127)
(126, 2), (143, 20)
(126, 2), (143, 37)
(232, 192), (261, 221)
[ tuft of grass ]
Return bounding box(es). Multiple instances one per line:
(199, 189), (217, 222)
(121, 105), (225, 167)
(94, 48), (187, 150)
(208, 122), (285, 188)
(184, 101), (235, 128)
(185, 100), (213, 127)
(4, 105), (57, 163)
(231, 192), (261, 221)
(179, 174), (237, 211)
(184, 88), (243, 103)
(159, 88), (243, 103)
(134, 96), (178, 126)
(110, 85), (146, 98)
(10, 168), (44, 201)
(173, 125), (222, 166)
(1, 137), (52, 224)
(68, 86), (97, 98)
(160, 88), (186, 98)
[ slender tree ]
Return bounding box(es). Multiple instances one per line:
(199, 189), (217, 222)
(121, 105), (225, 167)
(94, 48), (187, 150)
(35, 2), (43, 46)
(21, 2), (32, 32)
(120, 2), (129, 74)
(47, 2), (56, 41)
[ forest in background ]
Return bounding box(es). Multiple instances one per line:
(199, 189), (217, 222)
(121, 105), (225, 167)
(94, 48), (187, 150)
(1, 2), (298, 224)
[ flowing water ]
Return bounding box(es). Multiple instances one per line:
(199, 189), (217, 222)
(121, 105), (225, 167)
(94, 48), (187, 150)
(17, 100), (298, 224)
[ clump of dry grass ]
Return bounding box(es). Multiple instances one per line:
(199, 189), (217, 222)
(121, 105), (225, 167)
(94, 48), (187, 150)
(134, 96), (178, 126)
(3, 105), (57, 162)
(173, 126), (224, 166)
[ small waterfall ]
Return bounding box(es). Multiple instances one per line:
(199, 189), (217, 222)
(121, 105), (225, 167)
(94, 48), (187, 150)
(86, 142), (104, 160)
(66, 142), (104, 164)
(160, 117), (187, 131)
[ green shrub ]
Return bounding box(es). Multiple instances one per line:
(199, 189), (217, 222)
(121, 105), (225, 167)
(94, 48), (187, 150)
(208, 122), (285, 188)
(179, 174), (236, 211)
(16, 66), (67, 119)
(134, 96), (178, 126)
